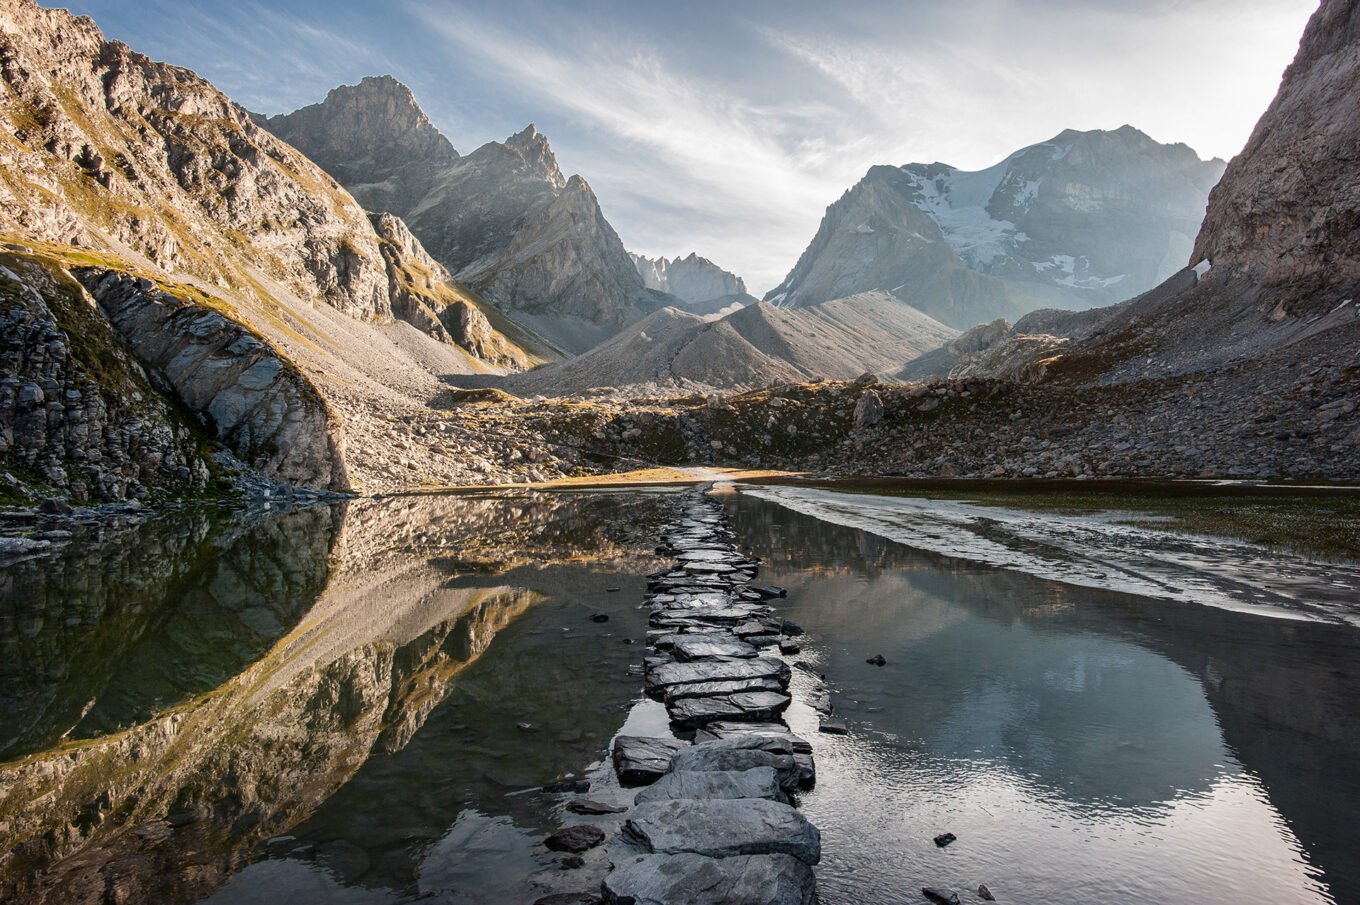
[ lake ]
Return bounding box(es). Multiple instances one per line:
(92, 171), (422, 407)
(2, 484), (1357, 904)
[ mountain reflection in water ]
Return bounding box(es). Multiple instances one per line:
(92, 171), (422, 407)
(0, 490), (674, 905)
(724, 490), (1360, 905)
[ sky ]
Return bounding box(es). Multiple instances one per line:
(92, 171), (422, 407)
(62, 0), (1318, 295)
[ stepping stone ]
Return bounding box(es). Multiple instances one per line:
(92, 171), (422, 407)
(634, 766), (787, 804)
(646, 658), (791, 696)
(662, 677), (786, 703)
(667, 691), (792, 728)
(612, 736), (689, 785)
(671, 635), (759, 661)
(668, 741), (801, 792)
(603, 852), (816, 905)
(617, 798), (821, 864)
(819, 718), (849, 735)
(694, 729), (811, 755)
(733, 620), (780, 638)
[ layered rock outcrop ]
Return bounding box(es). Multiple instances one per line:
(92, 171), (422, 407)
(79, 270), (348, 490)
(0, 253), (208, 500)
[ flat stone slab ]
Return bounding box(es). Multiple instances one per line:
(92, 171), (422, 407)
(634, 766), (786, 805)
(662, 677), (786, 703)
(603, 852), (816, 905)
(647, 658), (790, 695)
(618, 798), (820, 864)
(667, 691), (792, 728)
(669, 746), (799, 792)
(613, 736), (689, 786)
(671, 635), (759, 661)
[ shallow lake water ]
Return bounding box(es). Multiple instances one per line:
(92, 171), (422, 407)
(2, 485), (1358, 904)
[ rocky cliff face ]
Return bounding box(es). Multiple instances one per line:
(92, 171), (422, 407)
(0, 1), (536, 499)
(79, 270), (348, 490)
(0, 252), (209, 501)
(262, 79), (652, 354)
(768, 128), (1223, 329)
(258, 75), (459, 216)
(630, 252), (747, 305)
(1032, 0), (1360, 385)
(1191, 0), (1360, 312)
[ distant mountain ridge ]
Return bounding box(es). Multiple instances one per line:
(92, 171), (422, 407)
(630, 252), (747, 304)
(263, 79), (659, 355)
(496, 290), (958, 396)
(767, 127), (1224, 329)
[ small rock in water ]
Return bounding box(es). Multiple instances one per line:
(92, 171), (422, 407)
(779, 639), (800, 655)
(590, 613), (610, 623)
(753, 585), (787, 599)
(567, 798), (626, 815)
(542, 778), (590, 794)
(933, 832), (956, 848)
(978, 884), (996, 901)
(818, 718), (848, 735)
(922, 888), (960, 905)
(544, 824), (606, 853)
(781, 619), (804, 637)
(622, 637), (636, 645)
(606, 587), (621, 593)
(866, 654), (887, 666)
(518, 722), (536, 731)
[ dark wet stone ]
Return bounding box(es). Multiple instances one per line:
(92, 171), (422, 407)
(542, 779), (591, 794)
(781, 619), (804, 637)
(568, 798), (627, 815)
(556, 855), (585, 870)
(670, 635), (759, 661)
(535, 890), (599, 903)
(591, 613), (610, 623)
(779, 639), (801, 655)
(618, 798), (820, 864)
(702, 723), (811, 754)
(978, 884), (996, 901)
(662, 677), (786, 702)
(647, 658), (791, 696)
(749, 634), (781, 649)
(667, 691), (792, 728)
(922, 888), (961, 905)
(634, 766), (787, 804)
(545, 824), (606, 853)
(602, 853), (815, 905)
(818, 718), (848, 735)
(606, 587), (621, 593)
(933, 832), (956, 848)
(793, 661), (821, 676)
(866, 654), (887, 666)
(733, 620), (780, 638)
(39, 498), (74, 515)
(613, 736), (690, 785)
(808, 689), (833, 715)
(753, 586), (788, 599)
(668, 740), (801, 792)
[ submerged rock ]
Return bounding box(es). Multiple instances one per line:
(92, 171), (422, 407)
(545, 825), (606, 853)
(602, 852), (816, 905)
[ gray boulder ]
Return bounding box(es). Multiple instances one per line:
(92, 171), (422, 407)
(617, 798), (820, 865)
(602, 852), (815, 905)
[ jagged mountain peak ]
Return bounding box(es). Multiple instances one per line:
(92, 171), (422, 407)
(630, 250), (748, 305)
